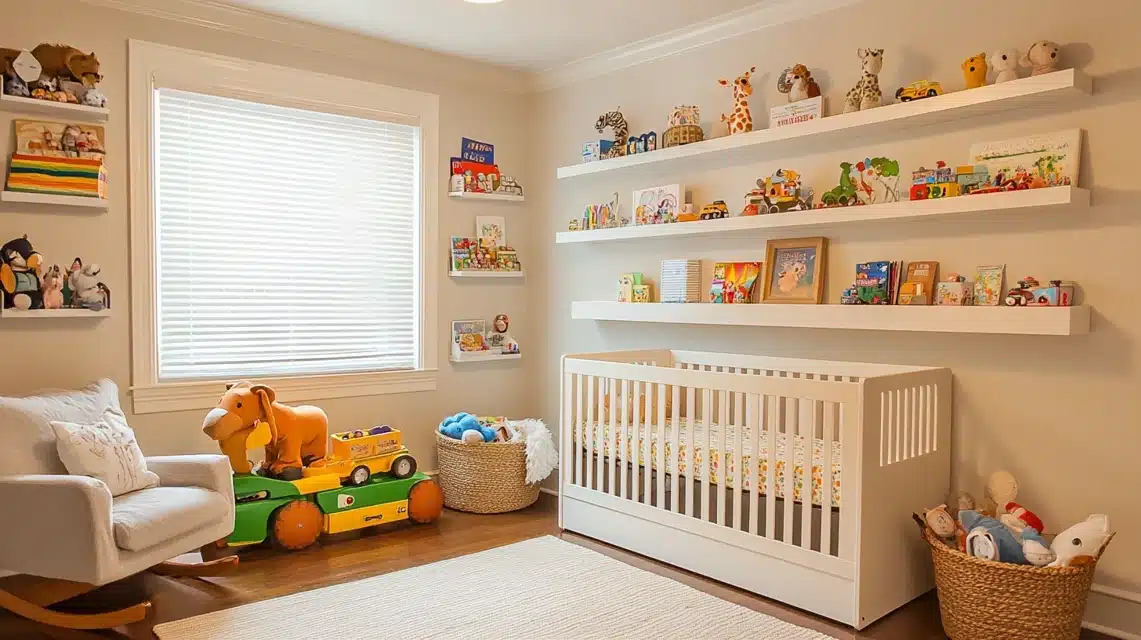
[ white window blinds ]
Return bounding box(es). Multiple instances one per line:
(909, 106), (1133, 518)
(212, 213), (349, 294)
(153, 88), (421, 381)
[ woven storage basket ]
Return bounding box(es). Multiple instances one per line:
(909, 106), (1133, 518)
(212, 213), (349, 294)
(435, 431), (539, 514)
(923, 526), (1113, 640)
(663, 124), (704, 148)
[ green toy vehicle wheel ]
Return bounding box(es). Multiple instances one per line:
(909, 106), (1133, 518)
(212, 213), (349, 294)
(390, 455), (417, 479)
(348, 465), (371, 486)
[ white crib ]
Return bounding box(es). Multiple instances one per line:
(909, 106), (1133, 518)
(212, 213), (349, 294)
(558, 349), (951, 630)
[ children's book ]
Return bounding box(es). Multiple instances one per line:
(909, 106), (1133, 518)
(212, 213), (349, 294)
(450, 236), (474, 271)
(898, 261), (939, 305)
(890, 261), (903, 304)
(974, 264), (1006, 306)
(855, 260), (893, 304)
(709, 262), (761, 303)
(452, 320), (487, 354)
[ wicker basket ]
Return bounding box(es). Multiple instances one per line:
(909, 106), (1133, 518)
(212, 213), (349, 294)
(663, 124), (704, 148)
(435, 431), (539, 514)
(923, 526), (1113, 640)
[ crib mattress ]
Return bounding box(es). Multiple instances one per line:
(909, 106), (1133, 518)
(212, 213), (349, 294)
(576, 419), (842, 508)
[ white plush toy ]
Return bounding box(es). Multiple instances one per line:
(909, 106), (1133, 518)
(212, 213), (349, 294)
(68, 262), (105, 310)
(1049, 514), (1111, 567)
(1021, 40), (1061, 77)
(990, 49), (1021, 83)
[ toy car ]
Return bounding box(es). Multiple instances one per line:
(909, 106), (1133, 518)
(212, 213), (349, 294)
(699, 200), (730, 220)
(742, 169), (813, 215)
(895, 80), (944, 102)
(307, 428), (417, 486)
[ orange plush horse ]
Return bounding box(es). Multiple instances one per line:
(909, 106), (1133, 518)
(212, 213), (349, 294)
(202, 382), (329, 479)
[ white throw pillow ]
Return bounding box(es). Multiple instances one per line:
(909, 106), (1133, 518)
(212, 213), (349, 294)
(0, 379), (121, 476)
(50, 407), (159, 497)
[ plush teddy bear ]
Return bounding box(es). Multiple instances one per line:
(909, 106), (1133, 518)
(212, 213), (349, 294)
(990, 49), (1021, 83)
(962, 53), (988, 89)
(1021, 40), (1061, 77)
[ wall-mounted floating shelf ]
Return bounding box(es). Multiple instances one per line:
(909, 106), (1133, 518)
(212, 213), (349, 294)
(449, 352), (523, 363)
(571, 301), (1090, 336)
(0, 93), (109, 123)
(447, 191), (524, 202)
(448, 270), (525, 278)
(1, 308), (111, 319)
(557, 186), (1087, 244)
(556, 69), (1091, 180)
(0, 190), (109, 210)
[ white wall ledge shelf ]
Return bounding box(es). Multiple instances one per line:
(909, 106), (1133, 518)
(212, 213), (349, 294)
(557, 69), (1092, 180)
(1, 191), (109, 210)
(571, 301), (1090, 336)
(0, 93), (110, 122)
(447, 191), (524, 202)
(1, 308), (111, 319)
(556, 187), (1088, 244)
(448, 270), (525, 278)
(449, 352), (523, 363)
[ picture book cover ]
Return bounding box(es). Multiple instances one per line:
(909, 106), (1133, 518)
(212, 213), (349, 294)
(14, 119), (106, 160)
(632, 183), (684, 225)
(452, 319), (487, 353)
(855, 261), (893, 304)
(450, 158), (501, 193)
(765, 242), (825, 303)
(974, 264), (1006, 306)
(968, 129), (1080, 189)
(898, 261), (939, 305)
(710, 262), (761, 303)
(476, 215), (506, 246)
(450, 236), (473, 271)
(461, 138), (494, 165)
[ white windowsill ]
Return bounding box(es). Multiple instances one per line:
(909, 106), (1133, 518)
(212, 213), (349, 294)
(131, 369), (438, 414)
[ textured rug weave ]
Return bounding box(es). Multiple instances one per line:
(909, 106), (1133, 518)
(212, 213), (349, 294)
(154, 535), (833, 639)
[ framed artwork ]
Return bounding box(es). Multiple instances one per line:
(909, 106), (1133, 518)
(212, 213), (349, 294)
(631, 183), (684, 225)
(762, 237), (828, 304)
(475, 215), (506, 246)
(14, 119), (106, 160)
(969, 129), (1081, 188)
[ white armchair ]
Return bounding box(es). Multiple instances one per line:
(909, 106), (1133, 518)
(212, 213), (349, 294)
(0, 381), (236, 630)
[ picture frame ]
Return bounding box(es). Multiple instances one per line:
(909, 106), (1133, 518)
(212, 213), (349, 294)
(631, 183), (684, 226)
(762, 237), (828, 304)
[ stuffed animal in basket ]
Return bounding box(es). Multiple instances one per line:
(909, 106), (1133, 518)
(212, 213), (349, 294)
(202, 381), (329, 479)
(922, 504), (966, 550)
(1049, 514), (1111, 567)
(960, 509), (1028, 564)
(439, 412), (497, 443)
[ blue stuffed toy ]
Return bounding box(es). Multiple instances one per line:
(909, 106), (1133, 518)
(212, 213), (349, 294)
(438, 412), (497, 442)
(960, 509), (1028, 564)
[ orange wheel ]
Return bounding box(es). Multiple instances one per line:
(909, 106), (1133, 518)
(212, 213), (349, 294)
(407, 479), (443, 524)
(269, 500), (323, 551)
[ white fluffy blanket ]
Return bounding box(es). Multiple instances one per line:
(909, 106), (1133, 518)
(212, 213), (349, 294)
(507, 418), (558, 485)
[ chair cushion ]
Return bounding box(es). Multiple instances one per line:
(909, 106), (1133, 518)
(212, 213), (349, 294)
(51, 407), (160, 497)
(112, 486), (230, 552)
(0, 379), (121, 476)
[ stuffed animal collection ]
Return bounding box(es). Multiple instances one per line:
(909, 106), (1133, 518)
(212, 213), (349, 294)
(1, 43), (106, 106)
(920, 470), (1112, 568)
(438, 413), (511, 443)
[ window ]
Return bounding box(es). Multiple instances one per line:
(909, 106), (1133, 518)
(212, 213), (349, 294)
(130, 41), (439, 413)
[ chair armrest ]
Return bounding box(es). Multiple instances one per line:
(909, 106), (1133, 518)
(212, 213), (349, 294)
(146, 455), (234, 500)
(0, 475), (117, 584)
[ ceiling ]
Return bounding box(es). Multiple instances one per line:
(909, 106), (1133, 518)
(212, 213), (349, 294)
(218, 0), (769, 71)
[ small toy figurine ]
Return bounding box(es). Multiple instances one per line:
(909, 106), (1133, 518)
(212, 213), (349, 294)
(1, 235), (45, 310)
(40, 264), (64, 309)
(990, 49), (1021, 83)
(3, 73), (30, 97)
(741, 169), (814, 215)
(719, 66), (756, 135)
(962, 53), (988, 89)
(698, 201), (730, 220)
(776, 64), (821, 103)
(1020, 40), (1061, 77)
(594, 108), (629, 159)
(895, 80), (943, 102)
(68, 261), (108, 311)
(1006, 277), (1075, 306)
(910, 161), (961, 200)
(485, 313), (515, 353)
(82, 86), (107, 108)
(817, 162), (860, 207)
(31, 75), (57, 101)
(935, 274), (973, 306)
(843, 48), (884, 113)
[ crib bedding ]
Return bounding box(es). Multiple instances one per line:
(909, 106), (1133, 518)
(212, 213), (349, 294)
(576, 418), (842, 508)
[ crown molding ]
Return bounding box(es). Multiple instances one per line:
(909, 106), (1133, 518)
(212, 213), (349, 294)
(76, 0), (533, 94)
(533, 0), (861, 92)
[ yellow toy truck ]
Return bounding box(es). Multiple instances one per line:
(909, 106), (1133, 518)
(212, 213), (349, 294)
(302, 426), (417, 486)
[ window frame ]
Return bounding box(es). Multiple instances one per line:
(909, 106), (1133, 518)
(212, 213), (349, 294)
(128, 40), (439, 414)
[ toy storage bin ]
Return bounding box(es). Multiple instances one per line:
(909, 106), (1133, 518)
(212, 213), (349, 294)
(435, 431), (539, 514)
(923, 526), (1113, 640)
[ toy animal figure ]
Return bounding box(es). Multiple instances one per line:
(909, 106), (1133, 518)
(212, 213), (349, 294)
(203, 382), (330, 479)
(3, 73), (30, 97)
(1, 235), (44, 310)
(719, 66), (756, 135)
(777, 64), (821, 103)
(67, 262), (107, 310)
(82, 86), (107, 108)
(990, 49), (1021, 83)
(1021, 40), (1061, 76)
(1049, 514), (1111, 567)
(0, 44), (102, 88)
(40, 264), (64, 309)
(594, 108), (628, 159)
(843, 48), (884, 113)
(962, 53), (988, 89)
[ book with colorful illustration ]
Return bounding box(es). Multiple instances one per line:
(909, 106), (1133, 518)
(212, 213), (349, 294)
(855, 260), (893, 304)
(898, 261), (939, 305)
(709, 262), (761, 303)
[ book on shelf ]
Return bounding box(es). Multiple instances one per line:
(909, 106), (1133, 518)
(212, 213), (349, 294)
(898, 261), (939, 305)
(855, 260), (893, 304)
(709, 262), (761, 304)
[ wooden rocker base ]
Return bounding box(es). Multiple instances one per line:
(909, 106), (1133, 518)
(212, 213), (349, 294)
(0, 578), (150, 630)
(149, 555), (239, 578)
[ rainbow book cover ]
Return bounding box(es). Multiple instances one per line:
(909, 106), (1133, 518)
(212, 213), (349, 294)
(709, 262), (761, 303)
(855, 260), (893, 304)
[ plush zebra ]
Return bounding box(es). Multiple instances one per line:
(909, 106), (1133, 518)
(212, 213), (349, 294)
(595, 108), (628, 159)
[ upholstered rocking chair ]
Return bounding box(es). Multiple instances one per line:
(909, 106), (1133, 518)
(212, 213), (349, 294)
(0, 380), (238, 630)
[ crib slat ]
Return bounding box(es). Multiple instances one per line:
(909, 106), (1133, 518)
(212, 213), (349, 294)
(670, 383), (681, 513)
(608, 379), (618, 496)
(701, 388), (713, 521)
(655, 384), (666, 509)
(801, 401), (816, 550)
(716, 389), (728, 526)
(732, 391), (744, 530)
(644, 382), (653, 504)
(572, 374), (582, 487)
(618, 379), (628, 499)
(927, 384), (936, 454)
(596, 379), (606, 492)
(748, 392), (761, 535)
(631, 380), (642, 503)
(783, 396), (796, 544)
(765, 395), (777, 540)
(822, 401), (835, 556)
(563, 373), (574, 494)
(585, 376), (596, 490)
(896, 388), (903, 464)
(685, 383), (696, 517)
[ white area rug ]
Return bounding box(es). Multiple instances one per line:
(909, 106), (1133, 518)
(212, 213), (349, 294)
(154, 535), (834, 639)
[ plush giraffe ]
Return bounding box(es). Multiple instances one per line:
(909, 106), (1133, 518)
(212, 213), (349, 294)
(719, 66), (756, 135)
(843, 48), (884, 113)
(594, 108), (629, 159)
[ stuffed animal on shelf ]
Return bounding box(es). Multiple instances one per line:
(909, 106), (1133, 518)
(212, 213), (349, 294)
(40, 264), (64, 309)
(777, 64), (821, 103)
(719, 65), (757, 135)
(32, 44), (102, 87)
(1, 235), (44, 309)
(1021, 40), (1061, 77)
(990, 49), (1021, 83)
(83, 86), (106, 108)
(1049, 514), (1111, 567)
(960, 509), (1028, 564)
(962, 53), (988, 89)
(67, 262), (107, 310)
(843, 48), (884, 113)
(594, 108), (628, 159)
(4, 73), (30, 97)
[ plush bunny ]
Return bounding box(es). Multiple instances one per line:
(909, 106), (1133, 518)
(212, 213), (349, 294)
(1021, 40), (1061, 77)
(990, 49), (1021, 83)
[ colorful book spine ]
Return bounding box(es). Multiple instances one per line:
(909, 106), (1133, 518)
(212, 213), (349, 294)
(7, 154), (107, 198)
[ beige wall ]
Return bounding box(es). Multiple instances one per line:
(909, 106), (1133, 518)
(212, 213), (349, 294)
(533, 0), (1141, 606)
(0, 0), (536, 468)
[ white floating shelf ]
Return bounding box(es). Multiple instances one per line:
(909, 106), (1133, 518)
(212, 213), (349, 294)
(572, 301), (1090, 336)
(449, 352), (523, 363)
(0, 93), (109, 122)
(447, 191), (524, 202)
(557, 69), (1092, 180)
(557, 187), (1087, 244)
(0, 190), (109, 210)
(448, 270), (525, 278)
(1, 307), (111, 319)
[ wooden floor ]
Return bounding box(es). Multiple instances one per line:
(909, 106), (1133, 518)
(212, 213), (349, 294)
(0, 493), (1110, 640)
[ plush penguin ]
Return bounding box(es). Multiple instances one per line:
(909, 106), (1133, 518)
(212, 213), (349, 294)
(1, 235), (44, 309)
